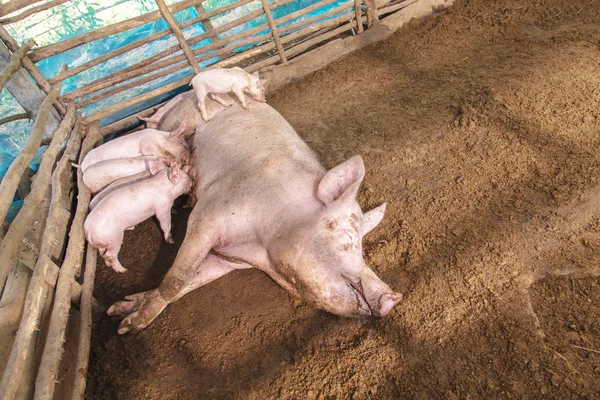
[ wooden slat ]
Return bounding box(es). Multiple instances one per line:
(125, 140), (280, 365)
(0, 112), (29, 126)
(260, 0), (287, 63)
(34, 123), (99, 400)
(0, 23), (67, 115)
(156, 0), (201, 74)
(48, 0), (255, 84)
(0, 107), (79, 400)
(0, 0), (43, 17)
(0, 0), (69, 25)
(28, 0), (202, 62)
(0, 80), (61, 227)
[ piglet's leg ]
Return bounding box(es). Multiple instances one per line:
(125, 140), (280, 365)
(155, 206), (174, 244)
(194, 86), (209, 121)
(231, 85), (249, 110)
(209, 93), (232, 108)
(102, 233), (126, 273)
(109, 211), (219, 334)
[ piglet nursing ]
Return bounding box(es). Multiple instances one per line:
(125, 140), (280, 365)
(80, 122), (190, 172)
(84, 165), (192, 273)
(83, 156), (167, 194)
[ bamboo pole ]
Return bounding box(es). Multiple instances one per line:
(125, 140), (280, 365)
(0, 23), (67, 115)
(48, 0), (255, 84)
(0, 111), (80, 400)
(0, 103), (74, 302)
(71, 242), (97, 400)
(0, 0), (43, 17)
(34, 125), (99, 400)
(0, 0), (69, 25)
(77, 61), (187, 108)
(0, 38), (35, 90)
(71, 122), (101, 400)
(0, 112), (29, 126)
(260, 0), (287, 64)
(0, 81), (60, 226)
(29, 0), (205, 62)
(355, 0), (363, 33)
(82, 76), (192, 123)
(155, 0), (201, 74)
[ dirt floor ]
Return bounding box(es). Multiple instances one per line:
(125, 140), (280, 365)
(86, 0), (600, 398)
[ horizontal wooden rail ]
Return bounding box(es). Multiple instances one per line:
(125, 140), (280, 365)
(48, 0), (255, 84)
(0, 0), (69, 25)
(0, 0), (44, 17)
(29, 0), (202, 62)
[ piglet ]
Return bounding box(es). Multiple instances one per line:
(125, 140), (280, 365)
(84, 164), (192, 273)
(80, 122), (190, 172)
(190, 67), (267, 121)
(83, 156), (168, 194)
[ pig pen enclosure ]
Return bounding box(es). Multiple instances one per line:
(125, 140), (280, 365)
(1, 0), (600, 398)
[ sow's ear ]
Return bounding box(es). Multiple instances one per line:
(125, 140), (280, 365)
(317, 155), (365, 204)
(363, 203), (386, 235)
(169, 122), (187, 138)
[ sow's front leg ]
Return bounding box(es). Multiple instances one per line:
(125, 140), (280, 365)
(107, 213), (229, 334)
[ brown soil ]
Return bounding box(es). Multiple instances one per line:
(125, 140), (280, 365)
(86, 0), (600, 398)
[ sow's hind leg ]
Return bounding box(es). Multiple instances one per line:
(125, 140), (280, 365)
(107, 213), (232, 334)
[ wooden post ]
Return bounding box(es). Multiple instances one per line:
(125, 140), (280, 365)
(355, 0), (363, 33)
(0, 110), (80, 400)
(155, 0), (201, 74)
(260, 0), (287, 64)
(71, 122), (102, 400)
(34, 122), (99, 400)
(0, 38), (35, 90)
(364, 0), (379, 26)
(0, 82), (61, 227)
(0, 23), (67, 115)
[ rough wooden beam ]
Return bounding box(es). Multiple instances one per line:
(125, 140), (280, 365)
(0, 81), (61, 226)
(0, 0), (43, 17)
(0, 0), (69, 25)
(0, 38), (34, 90)
(0, 112), (29, 126)
(0, 106), (80, 399)
(155, 0), (201, 74)
(0, 104), (74, 303)
(0, 23), (67, 115)
(355, 0), (364, 32)
(48, 0), (255, 84)
(0, 41), (61, 133)
(35, 124), (100, 400)
(260, 0), (287, 64)
(28, 0), (203, 62)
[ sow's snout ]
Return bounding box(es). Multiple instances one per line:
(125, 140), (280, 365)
(343, 272), (402, 317)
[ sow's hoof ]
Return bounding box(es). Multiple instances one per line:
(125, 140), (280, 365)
(107, 290), (167, 334)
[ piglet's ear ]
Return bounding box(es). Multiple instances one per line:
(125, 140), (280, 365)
(169, 122), (187, 138)
(256, 79), (268, 87)
(317, 155), (365, 205)
(167, 164), (180, 184)
(147, 158), (170, 175)
(363, 203), (386, 235)
(252, 71), (260, 78)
